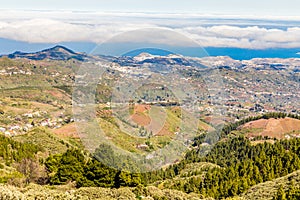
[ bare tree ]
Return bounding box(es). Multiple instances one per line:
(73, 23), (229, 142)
(15, 158), (46, 185)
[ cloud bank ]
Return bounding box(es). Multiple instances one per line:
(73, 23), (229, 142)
(1, 10), (300, 49)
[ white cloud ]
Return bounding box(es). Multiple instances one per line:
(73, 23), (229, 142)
(0, 10), (300, 49)
(177, 26), (300, 49)
(0, 19), (145, 43)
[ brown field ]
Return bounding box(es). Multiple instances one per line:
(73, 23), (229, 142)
(45, 89), (71, 102)
(129, 104), (176, 136)
(241, 117), (300, 139)
(131, 112), (151, 126)
(130, 104), (151, 126)
(203, 116), (226, 125)
(53, 123), (79, 138)
(134, 104), (151, 113)
(156, 123), (174, 136)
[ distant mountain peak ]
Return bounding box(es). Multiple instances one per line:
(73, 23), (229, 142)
(133, 52), (184, 62)
(133, 52), (157, 61)
(137, 52), (153, 57)
(123, 48), (174, 57)
(6, 45), (86, 61)
(42, 45), (76, 54)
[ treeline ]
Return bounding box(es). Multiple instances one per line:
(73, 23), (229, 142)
(45, 149), (142, 188)
(161, 136), (300, 199)
(45, 144), (191, 189)
(46, 137), (300, 199)
(0, 134), (41, 166)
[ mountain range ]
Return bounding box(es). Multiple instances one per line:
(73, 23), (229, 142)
(3, 45), (300, 62)
(2, 46), (300, 71)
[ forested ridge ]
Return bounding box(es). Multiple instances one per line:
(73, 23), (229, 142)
(43, 137), (300, 199)
(43, 113), (300, 199)
(1, 113), (300, 199)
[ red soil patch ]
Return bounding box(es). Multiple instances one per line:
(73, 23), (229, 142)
(156, 125), (173, 136)
(131, 112), (151, 126)
(242, 117), (300, 139)
(134, 104), (151, 112)
(53, 123), (79, 138)
(203, 116), (225, 125)
(46, 89), (70, 101)
(130, 104), (151, 126)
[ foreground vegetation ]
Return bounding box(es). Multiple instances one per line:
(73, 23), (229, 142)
(0, 113), (300, 199)
(0, 183), (207, 200)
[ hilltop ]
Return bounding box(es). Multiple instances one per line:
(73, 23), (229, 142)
(241, 117), (300, 139)
(3, 45), (87, 61)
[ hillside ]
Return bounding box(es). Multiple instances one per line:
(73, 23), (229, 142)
(241, 117), (300, 139)
(13, 128), (71, 154)
(96, 103), (212, 153)
(242, 170), (300, 200)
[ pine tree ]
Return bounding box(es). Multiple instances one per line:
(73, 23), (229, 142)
(274, 185), (286, 200)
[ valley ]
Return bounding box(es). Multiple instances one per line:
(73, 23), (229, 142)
(0, 46), (299, 199)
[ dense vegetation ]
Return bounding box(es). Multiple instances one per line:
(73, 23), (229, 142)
(0, 134), (43, 184)
(44, 134), (300, 199)
(186, 137), (300, 198)
(1, 113), (300, 199)
(0, 135), (41, 166)
(45, 149), (142, 188)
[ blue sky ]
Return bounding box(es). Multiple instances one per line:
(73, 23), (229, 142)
(2, 0), (300, 16)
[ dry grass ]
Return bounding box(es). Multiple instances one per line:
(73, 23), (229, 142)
(241, 170), (300, 200)
(53, 123), (79, 138)
(0, 183), (210, 200)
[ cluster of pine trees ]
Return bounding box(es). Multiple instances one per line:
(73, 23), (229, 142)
(45, 149), (142, 188)
(0, 135), (41, 167)
(44, 136), (300, 199)
(184, 137), (300, 198)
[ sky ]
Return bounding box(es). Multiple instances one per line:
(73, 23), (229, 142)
(1, 0), (300, 16)
(1, 0), (300, 55)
